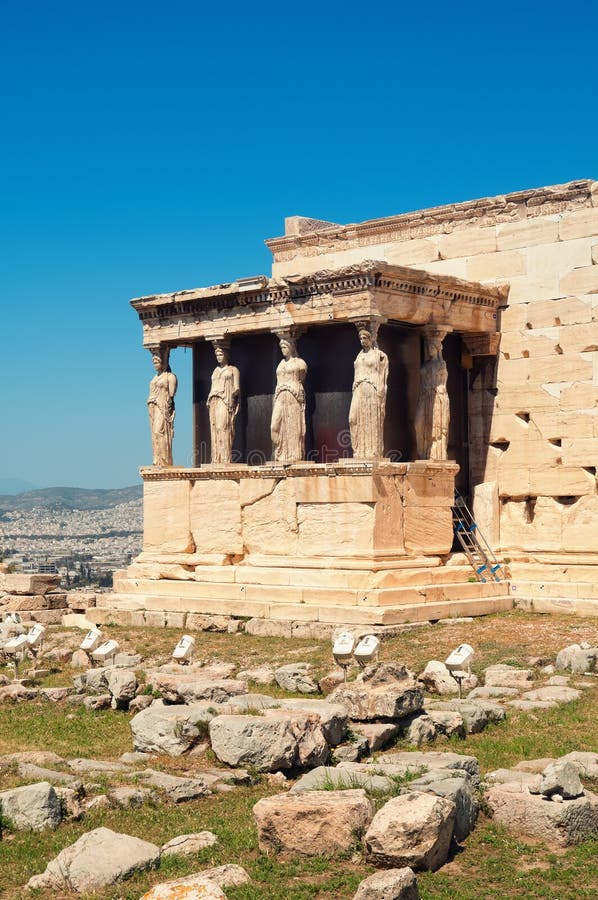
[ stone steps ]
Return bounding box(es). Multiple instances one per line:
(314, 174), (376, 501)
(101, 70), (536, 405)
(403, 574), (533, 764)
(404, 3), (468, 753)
(88, 592), (513, 628)
(109, 574), (507, 610)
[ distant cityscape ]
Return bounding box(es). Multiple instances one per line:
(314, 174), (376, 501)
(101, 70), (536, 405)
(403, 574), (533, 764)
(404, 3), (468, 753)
(0, 497), (142, 587)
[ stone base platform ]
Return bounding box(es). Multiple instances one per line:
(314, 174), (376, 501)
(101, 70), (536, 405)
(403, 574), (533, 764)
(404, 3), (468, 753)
(509, 555), (598, 617)
(90, 556), (513, 629)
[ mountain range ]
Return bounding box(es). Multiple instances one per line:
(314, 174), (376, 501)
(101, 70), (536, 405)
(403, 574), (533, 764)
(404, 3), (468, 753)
(0, 485), (143, 513)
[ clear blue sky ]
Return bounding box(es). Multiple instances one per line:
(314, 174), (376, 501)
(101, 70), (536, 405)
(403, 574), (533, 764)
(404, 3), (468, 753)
(1, 1), (596, 490)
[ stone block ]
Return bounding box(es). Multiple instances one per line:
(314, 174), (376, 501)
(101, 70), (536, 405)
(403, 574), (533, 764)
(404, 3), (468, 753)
(253, 789), (374, 856)
(524, 296), (592, 328)
(497, 215), (559, 250)
(560, 266), (598, 296)
(297, 502), (375, 556)
(485, 785), (598, 847)
(559, 207), (598, 241)
(241, 478), (298, 556)
(143, 480), (193, 554)
(467, 250), (526, 282)
(438, 226), (497, 259)
(190, 479), (242, 554)
(404, 505), (453, 555)
(0, 574), (60, 595)
(386, 236), (440, 265)
(558, 322), (598, 353)
(365, 791), (456, 871)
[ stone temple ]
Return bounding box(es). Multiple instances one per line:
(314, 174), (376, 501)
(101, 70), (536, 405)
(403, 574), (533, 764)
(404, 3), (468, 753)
(94, 179), (598, 632)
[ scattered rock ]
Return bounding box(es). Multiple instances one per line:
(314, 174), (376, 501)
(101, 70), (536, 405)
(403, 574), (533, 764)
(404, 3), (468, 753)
(237, 664), (276, 685)
(365, 791), (456, 871)
(521, 686), (581, 704)
(484, 665), (533, 689)
(379, 751), (481, 785)
(467, 686), (519, 700)
(353, 867), (420, 900)
(556, 644), (597, 674)
(254, 789), (374, 856)
(109, 786), (153, 807)
(424, 699), (505, 734)
(352, 721), (401, 752)
(130, 700), (215, 756)
(129, 694), (154, 713)
(83, 693), (111, 710)
(107, 668), (138, 709)
(418, 660), (477, 696)
(26, 827), (160, 892)
(274, 663), (319, 694)
(0, 781), (62, 830)
(70, 649), (90, 668)
(319, 669), (345, 695)
(160, 831), (218, 856)
(330, 670), (423, 722)
(540, 761), (584, 799)
(425, 710), (466, 739)
(402, 714), (436, 745)
(152, 671), (247, 704)
(406, 771), (478, 842)
(485, 785), (598, 847)
(136, 769), (211, 802)
(560, 751), (598, 778)
(17, 762), (79, 785)
(140, 865), (250, 899)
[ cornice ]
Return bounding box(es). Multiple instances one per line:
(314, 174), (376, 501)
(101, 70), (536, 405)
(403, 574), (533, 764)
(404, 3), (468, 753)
(131, 260), (505, 331)
(265, 180), (597, 257)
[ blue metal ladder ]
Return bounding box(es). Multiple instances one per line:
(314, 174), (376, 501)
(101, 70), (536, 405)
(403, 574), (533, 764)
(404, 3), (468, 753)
(452, 492), (505, 583)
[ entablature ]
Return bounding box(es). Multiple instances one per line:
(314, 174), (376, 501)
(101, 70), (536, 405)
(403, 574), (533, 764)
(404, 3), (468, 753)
(131, 260), (507, 349)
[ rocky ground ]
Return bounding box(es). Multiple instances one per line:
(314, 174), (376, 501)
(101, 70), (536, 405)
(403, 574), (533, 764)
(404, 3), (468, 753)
(0, 609), (597, 899)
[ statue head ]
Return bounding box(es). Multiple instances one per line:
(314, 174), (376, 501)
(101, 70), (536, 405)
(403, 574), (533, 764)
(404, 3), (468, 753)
(213, 339), (230, 366)
(279, 336), (296, 359)
(151, 346), (170, 373)
(356, 320), (379, 351)
(426, 337), (443, 361)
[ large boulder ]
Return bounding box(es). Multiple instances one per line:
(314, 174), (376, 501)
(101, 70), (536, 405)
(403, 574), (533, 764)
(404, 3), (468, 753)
(0, 781), (61, 830)
(556, 644), (597, 674)
(130, 700), (215, 756)
(365, 792), (456, 871)
(353, 867), (420, 900)
(485, 784), (598, 846)
(274, 698), (349, 745)
(405, 771), (478, 842)
(329, 667), (423, 721)
(254, 789), (374, 855)
(209, 712), (329, 771)
(26, 827), (160, 892)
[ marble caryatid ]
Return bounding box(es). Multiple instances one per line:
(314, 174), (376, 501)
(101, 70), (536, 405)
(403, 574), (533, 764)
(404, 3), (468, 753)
(271, 333), (307, 464)
(415, 331), (450, 460)
(147, 346), (177, 466)
(349, 321), (389, 459)
(207, 340), (240, 464)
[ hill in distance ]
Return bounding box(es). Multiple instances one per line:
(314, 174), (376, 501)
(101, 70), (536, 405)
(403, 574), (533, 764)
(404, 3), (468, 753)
(0, 485), (143, 513)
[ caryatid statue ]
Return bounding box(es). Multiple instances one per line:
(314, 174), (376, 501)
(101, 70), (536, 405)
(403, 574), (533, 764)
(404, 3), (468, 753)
(349, 320), (389, 459)
(414, 329), (450, 460)
(147, 345), (177, 466)
(271, 331), (307, 464)
(207, 339), (240, 464)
